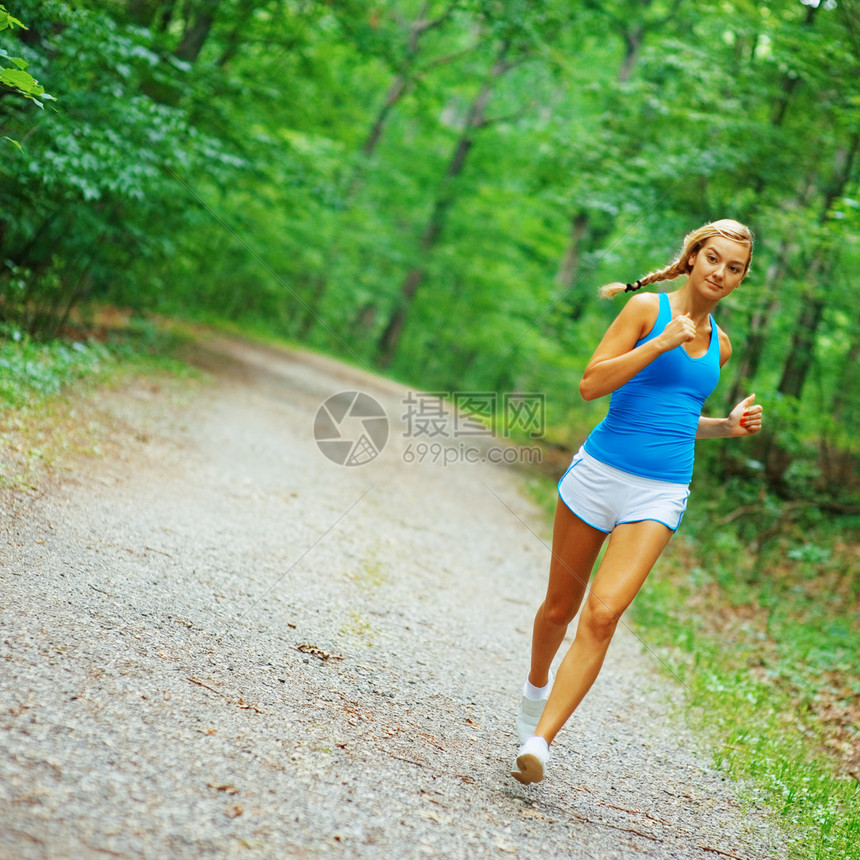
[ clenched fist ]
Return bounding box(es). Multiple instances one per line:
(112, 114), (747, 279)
(659, 313), (697, 350)
(730, 393), (763, 436)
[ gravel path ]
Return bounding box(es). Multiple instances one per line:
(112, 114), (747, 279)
(0, 336), (790, 859)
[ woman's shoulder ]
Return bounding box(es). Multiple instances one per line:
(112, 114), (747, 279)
(621, 290), (661, 324)
(715, 322), (732, 365)
(620, 291), (661, 315)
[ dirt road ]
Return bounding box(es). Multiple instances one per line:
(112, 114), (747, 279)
(0, 336), (789, 858)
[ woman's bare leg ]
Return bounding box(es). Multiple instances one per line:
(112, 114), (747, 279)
(527, 498), (607, 688)
(534, 519), (674, 744)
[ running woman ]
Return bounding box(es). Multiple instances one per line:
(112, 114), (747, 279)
(512, 219), (764, 785)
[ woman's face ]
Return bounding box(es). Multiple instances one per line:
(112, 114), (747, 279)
(688, 236), (750, 300)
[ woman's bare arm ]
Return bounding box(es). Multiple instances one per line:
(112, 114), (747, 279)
(579, 294), (697, 401)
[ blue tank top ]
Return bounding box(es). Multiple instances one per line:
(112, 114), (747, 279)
(584, 292), (721, 483)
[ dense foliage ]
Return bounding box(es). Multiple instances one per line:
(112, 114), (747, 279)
(1, 0), (858, 502)
(0, 2), (54, 118)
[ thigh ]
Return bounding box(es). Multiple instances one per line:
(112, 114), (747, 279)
(544, 497), (607, 611)
(586, 519), (674, 618)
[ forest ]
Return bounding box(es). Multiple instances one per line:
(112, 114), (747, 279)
(1, 0), (859, 500)
(1, 1), (858, 855)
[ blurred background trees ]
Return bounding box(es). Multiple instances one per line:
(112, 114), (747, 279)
(1, 0), (858, 504)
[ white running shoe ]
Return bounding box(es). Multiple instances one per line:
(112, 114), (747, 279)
(511, 735), (550, 785)
(515, 672), (553, 745)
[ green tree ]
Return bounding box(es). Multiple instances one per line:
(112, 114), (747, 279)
(0, 3), (54, 151)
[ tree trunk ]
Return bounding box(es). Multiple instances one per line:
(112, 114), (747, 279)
(751, 2), (818, 193)
(297, 2), (460, 336)
(11, 210), (60, 270)
(376, 269), (424, 367)
(724, 240), (790, 409)
(775, 283), (826, 401)
(158, 0), (179, 32)
(350, 302), (377, 340)
(763, 256), (830, 490)
(361, 1), (435, 156)
(618, 26), (643, 83)
(554, 7), (653, 327)
(763, 131), (859, 491)
(773, 132), (859, 403)
(376, 43), (511, 367)
(55, 259), (94, 334)
(175, 0), (220, 64)
(363, 75), (410, 158)
(296, 272), (328, 340)
(556, 212), (594, 322)
(556, 212), (588, 290)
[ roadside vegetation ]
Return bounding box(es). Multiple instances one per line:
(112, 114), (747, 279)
(635, 478), (860, 860)
(0, 316), (197, 488)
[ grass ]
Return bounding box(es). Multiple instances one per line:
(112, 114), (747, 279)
(633, 481), (860, 859)
(0, 325), (113, 408)
(0, 316), (200, 488)
(524, 466), (860, 858)
(0, 317), (194, 408)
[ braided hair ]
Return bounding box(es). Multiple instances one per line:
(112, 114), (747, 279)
(599, 219), (754, 299)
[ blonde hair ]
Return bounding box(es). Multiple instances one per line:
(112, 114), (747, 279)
(599, 219), (754, 299)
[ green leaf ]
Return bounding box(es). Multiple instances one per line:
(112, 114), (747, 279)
(0, 47), (28, 69)
(3, 135), (22, 151)
(0, 68), (41, 92)
(0, 7), (27, 32)
(0, 67), (53, 104)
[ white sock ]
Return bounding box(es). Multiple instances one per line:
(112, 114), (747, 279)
(523, 671), (553, 700)
(522, 735), (549, 754)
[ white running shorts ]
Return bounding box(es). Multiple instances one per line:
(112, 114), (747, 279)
(558, 446), (690, 533)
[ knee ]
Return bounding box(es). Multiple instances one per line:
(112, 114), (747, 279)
(580, 600), (622, 642)
(540, 597), (577, 628)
